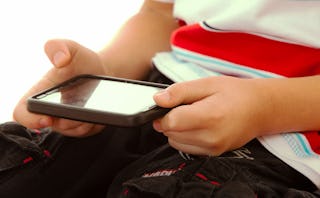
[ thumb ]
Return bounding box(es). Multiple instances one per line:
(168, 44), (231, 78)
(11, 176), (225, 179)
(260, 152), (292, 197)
(153, 79), (215, 108)
(44, 39), (72, 67)
(44, 39), (104, 76)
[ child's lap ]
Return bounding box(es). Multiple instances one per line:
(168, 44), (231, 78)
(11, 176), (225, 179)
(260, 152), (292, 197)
(107, 139), (318, 197)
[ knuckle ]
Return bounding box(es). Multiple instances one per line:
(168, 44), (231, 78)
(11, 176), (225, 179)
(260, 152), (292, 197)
(163, 109), (182, 131)
(167, 82), (188, 100)
(202, 135), (226, 154)
(167, 138), (179, 149)
(209, 142), (229, 156)
(74, 124), (92, 137)
(203, 136), (220, 148)
(209, 148), (225, 156)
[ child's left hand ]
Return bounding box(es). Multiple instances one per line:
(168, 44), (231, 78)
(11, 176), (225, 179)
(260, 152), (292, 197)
(153, 76), (270, 156)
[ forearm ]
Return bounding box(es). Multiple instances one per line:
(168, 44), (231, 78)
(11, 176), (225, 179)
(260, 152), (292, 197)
(255, 75), (320, 135)
(98, 0), (178, 80)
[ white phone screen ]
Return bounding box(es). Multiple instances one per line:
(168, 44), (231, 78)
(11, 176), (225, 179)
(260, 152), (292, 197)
(38, 77), (163, 115)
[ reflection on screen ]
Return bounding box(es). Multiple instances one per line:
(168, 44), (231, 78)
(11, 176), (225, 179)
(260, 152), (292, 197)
(39, 77), (163, 115)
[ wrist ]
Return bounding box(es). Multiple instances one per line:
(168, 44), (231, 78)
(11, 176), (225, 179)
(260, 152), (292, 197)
(244, 78), (278, 137)
(252, 76), (320, 135)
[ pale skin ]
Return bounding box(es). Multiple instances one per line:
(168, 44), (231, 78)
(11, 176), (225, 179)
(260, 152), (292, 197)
(13, 0), (320, 156)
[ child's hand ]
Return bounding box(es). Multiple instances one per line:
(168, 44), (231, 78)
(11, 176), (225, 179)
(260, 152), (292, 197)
(153, 76), (270, 156)
(13, 39), (106, 136)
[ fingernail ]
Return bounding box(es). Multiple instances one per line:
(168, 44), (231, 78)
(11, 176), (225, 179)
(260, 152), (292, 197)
(53, 51), (66, 66)
(153, 120), (163, 132)
(154, 89), (170, 101)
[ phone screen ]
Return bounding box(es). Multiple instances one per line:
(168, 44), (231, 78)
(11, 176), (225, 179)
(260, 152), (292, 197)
(36, 77), (164, 115)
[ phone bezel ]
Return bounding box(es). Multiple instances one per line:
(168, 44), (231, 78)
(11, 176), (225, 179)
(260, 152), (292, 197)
(27, 74), (170, 127)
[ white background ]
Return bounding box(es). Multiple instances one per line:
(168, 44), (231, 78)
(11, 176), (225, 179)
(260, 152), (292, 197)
(0, 0), (143, 123)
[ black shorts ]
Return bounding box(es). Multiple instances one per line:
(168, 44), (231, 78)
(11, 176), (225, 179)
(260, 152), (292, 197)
(107, 141), (318, 198)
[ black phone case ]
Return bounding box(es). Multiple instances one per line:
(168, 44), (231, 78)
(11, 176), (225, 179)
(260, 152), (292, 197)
(27, 74), (171, 127)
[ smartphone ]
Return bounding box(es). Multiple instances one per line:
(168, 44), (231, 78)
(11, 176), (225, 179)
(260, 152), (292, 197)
(27, 74), (171, 127)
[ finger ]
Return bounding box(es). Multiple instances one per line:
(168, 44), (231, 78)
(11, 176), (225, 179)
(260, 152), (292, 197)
(168, 137), (226, 156)
(164, 129), (211, 147)
(44, 39), (71, 67)
(153, 78), (216, 108)
(44, 39), (104, 82)
(154, 106), (204, 132)
(154, 95), (217, 132)
(13, 67), (68, 129)
(44, 39), (95, 68)
(168, 138), (216, 156)
(52, 118), (104, 137)
(13, 76), (55, 129)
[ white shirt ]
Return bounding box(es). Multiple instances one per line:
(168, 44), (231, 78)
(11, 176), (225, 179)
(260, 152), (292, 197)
(155, 0), (320, 48)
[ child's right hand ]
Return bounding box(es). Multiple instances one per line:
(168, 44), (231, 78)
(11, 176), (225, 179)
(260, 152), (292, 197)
(13, 39), (107, 137)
